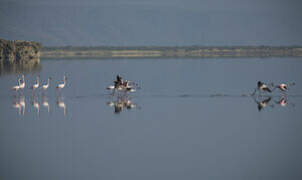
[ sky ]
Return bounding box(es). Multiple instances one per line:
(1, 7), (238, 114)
(0, 0), (301, 46)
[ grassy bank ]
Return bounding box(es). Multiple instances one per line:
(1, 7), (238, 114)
(41, 46), (302, 59)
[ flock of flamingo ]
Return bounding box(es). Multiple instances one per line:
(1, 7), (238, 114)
(10, 73), (295, 115)
(251, 81), (296, 111)
(105, 75), (140, 113)
(10, 74), (141, 115)
(106, 75), (140, 94)
(252, 81), (295, 96)
(12, 74), (67, 92)
(11, 74), (67, 116)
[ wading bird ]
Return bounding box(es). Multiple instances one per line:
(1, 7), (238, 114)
(42, 77), (51, 91)
(31, 76), (40, 90)
(107, 75), (140, 97)
(19, 74), (25, 90)
(123, 80), (136, 92)
(12, 78), (21, 91)
(107, 75), (124, 94)
(56, 75), (67, 90)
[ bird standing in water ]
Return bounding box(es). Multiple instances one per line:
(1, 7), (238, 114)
(56, 75), (67, 90)
(107, 75), (124, 95)
(31, 76), (40, 90)
(12, 78), (21, 91)
(42, 77), (51, 91)
(19, 74), (25, 90)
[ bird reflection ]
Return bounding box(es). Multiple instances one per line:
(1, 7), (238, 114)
(12, 101), (22, 115)
(106, 96), (138, 114)
(274, 96), (295, 108)
(12, 94), (25, 115)
(252, 95), (295, 111)
(31, 97), (40, 116)
(19, 95), (25, 114)
(42, 95), (50, 113)
(252, 96), (273, 111)
(56, 96), (66, 116)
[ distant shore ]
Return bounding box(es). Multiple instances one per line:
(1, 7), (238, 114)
(41, 46), (302, 59)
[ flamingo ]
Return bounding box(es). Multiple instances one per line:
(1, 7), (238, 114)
(42, 77), (51, 91)
(272, 82), (295, 93)
(257, 81), (272, 93)
(252, 81), (272, 95)
(107, 81), (123, 96)
(12, 78), (21, 91)
(123, 80), (136, 92)
(107, 81), (122, 90)
(19, 74), (25, 90)
(107, 75), (139, 96)
(56, 75), (67, 90)
(31, 76), (40, 90)
(116, 75), (123, 85)
(107, 75), (123, 90)
(106, 85), (115, 90)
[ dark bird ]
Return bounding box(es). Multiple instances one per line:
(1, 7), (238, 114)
(257, 81), (272, 93)
(252, 81), (272, 96)
(116, 75), (123, 85)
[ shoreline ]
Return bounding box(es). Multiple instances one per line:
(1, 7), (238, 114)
(41, 46), (302, 59)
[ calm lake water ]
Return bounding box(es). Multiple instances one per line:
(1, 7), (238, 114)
(0, 57), (302, 179)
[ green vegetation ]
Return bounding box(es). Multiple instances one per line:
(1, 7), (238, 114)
(42, 46), (302, 59)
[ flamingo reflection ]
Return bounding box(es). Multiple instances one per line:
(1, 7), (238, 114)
(42, 95), (50, 113)
(12, 100), (22, 115)
(107, 96), (138, 114)
(12, 94), (25, 115)
(56, 96), (66, 116)
(31, 98), (39, 116)
(252, 96), (273, 112)
(274, 96), (295, 108)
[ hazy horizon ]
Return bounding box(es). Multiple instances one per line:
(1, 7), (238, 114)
(1, 0), (302, 46)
